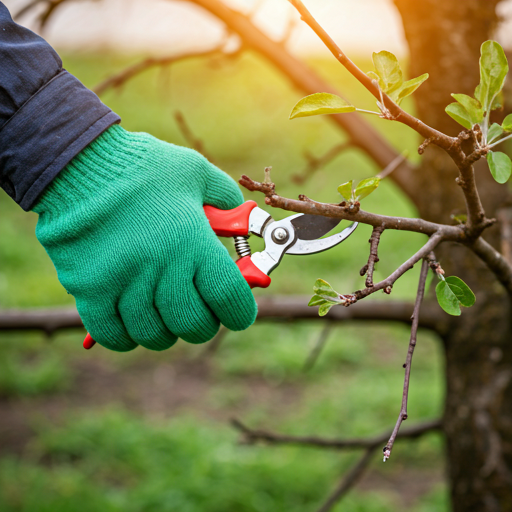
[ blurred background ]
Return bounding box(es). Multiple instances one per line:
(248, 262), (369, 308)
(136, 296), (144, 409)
(1, 0), (510, 511)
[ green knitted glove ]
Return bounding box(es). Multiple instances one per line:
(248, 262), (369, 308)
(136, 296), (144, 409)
(32, 125), (257, 352)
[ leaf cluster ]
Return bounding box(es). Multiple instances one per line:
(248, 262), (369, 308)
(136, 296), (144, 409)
(445, 41), (512, 184)
(367, 51), (428, 106)
(337, 177), (380, 203)
(308, 279), (345, 316)
(289, 50), (427, 121)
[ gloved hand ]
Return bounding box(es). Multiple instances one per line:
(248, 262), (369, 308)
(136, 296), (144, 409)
(32, 125), (257, 351)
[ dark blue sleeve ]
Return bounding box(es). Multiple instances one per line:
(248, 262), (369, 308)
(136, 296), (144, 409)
(0, 2), (120, 210)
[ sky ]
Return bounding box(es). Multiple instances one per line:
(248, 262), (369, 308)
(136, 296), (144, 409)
(5, 0), (512, 58)
(4, 0), (408, 56)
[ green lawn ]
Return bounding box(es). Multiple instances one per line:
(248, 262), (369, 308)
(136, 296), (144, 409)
(0, 51), (448, 512)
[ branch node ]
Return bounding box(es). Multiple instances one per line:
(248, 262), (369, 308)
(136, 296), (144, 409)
(418, 137), (435, 155)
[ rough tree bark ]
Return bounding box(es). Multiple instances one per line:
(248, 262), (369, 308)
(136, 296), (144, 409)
(394, 1), (512, 510)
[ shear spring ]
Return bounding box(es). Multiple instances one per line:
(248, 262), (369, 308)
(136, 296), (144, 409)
(234, 236), (251, 258)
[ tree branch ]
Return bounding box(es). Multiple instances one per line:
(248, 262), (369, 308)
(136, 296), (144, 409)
(287, 0), (455, 148)
(240, 174), (463, 238)
(240, 173), (512, 294)
(15, 0), (71, 31)
(292, 142), (352, 184)
(353, 234), (442, 302)
(287, 0), (491, 236)
(303, 322), (334, 372)
(316, 448), (378, 512)
(93, 46), (225, 96)
(174, 110), (214, 162)
(0, 298), (446, 335)
(232, 416), (441, 511)
(383, 258), (429, 461)
(360, 226), (384, 288)
(232, 417), (442, 450)
(185, 0), (417, 199)
(469, 236), (512, 294)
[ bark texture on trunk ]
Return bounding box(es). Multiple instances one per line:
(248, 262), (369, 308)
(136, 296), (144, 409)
(393, 1), (512, 510)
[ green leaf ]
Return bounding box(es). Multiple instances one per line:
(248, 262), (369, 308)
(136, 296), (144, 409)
(366, 71), (382, 88)
(313, 279), (339, 299)
(445, 277), (476, 307)
(502, 113), (512, 132)
(436, 281), (461, 316)
(337, 180), (353, 201)
(451, 93), (483, 126)
(393, 73), (429, 105)
(290, 93), (356, 120)
(491, 91), (504, 111)
(487, 123), (504, 143)
(445, 103), (472, 130)
(310, 279), (343, 316)
(371, 51), (403, 94)
(355, 177), (380, 200)
(308, 295), (328, 307)
(319, 303), (335, 317)
(476, 40), (509, 113)
(487, 151), (512, 183)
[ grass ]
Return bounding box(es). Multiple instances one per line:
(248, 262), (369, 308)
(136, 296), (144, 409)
(0, 51), (448, 511)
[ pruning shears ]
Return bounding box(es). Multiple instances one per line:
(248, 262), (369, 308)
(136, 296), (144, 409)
(203, 200), (358, 288)
(82, 201), (357, 349)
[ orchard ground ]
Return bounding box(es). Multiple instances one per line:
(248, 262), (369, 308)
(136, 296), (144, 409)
(0, 53), (447, 512)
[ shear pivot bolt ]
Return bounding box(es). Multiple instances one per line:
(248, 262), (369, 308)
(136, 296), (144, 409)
(272, 227), (289, 244)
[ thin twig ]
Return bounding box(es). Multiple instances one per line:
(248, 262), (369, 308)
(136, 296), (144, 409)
(174, 110), (214, 162)
(93, 46), (225, 96)
(377, 151), (409, 179)
(292, 142), (352, 184)
(383, 258), (429, 461)
(188, 0), (417, 201)
(280, 4), (300, 46)
(239, 174), (463, 237)
(353, 234), (441, 302)
(240, 173), (512, 294)
(426, 251), (445, 278)
(197, 326), (228, 359)
(316, 448), (377, 512)
(15, 0), (70, 31)
(287, 0), (491, 236)
(360, 226), (384, 288)
(231, 417), (442, 449)
(303, 322), (334, 372)
(287, 0), (454, 149)
(14, 0), (44, 19)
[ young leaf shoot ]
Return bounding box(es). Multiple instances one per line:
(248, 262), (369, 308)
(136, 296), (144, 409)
(290, 93), (355, 119)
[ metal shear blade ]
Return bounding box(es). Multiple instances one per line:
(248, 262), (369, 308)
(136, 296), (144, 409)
(286, 220), (358, 255)
(253, 212), (358, 275)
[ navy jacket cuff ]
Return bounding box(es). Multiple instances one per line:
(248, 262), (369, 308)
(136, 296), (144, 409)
(0, 69), (120, 210)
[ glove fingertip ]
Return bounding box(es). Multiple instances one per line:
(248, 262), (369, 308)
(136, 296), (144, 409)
(202, 161), (244, 210)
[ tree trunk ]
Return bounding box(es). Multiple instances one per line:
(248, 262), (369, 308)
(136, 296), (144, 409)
(394, 1), (512, 510)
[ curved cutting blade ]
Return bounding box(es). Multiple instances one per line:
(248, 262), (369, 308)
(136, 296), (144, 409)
(286, 222), (358, 255)
(290, 214), (341, 240)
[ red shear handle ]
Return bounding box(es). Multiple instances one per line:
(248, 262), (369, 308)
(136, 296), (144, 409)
(83, 333), (96, 349)
(236, 256), (271, 289)
(203, 200), (258, 237)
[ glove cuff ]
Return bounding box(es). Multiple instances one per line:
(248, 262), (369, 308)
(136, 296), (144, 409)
(32, 125), (150, 215)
